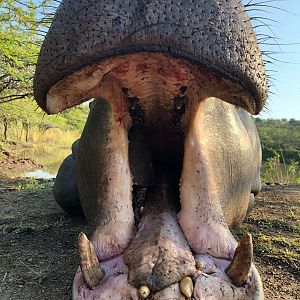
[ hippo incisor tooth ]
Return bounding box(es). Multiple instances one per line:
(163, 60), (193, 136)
(225, 233), (253, 287)
(195, 260), (205, 271)
(77, 232), (105, 289)
(179, 277), (193, 298)
(138, 285), (150, 299)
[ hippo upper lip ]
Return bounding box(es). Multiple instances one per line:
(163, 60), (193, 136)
(35, 45), (262, 114)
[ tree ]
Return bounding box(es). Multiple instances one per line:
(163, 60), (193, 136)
(0, 0), (58, 103)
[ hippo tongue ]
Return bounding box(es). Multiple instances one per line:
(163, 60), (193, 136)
(123, 174), (196, 292)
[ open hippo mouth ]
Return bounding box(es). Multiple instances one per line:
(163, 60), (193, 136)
(34, 0), (267, 299)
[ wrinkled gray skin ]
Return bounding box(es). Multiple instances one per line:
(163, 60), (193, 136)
(53, 142), (81, 216)
(34, 0), (267, 299)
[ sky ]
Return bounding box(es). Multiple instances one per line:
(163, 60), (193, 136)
(242, 0), (300, 120)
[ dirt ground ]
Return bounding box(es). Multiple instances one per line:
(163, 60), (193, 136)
(0, 144), (42, 176)
(0, 176), (299, 299)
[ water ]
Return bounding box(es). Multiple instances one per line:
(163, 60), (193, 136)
(17, 144), (72, 179)
(24, 170), (56, 179)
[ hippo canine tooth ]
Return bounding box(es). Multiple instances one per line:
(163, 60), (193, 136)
(179, 276), (193, 298)
(225, 233), (253, 287)
(77, 232), (105, 289)
(138, 285), (150, 299)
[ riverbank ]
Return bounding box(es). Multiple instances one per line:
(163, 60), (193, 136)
(0, 138), (76, 179)
(0, 142), (43, 176)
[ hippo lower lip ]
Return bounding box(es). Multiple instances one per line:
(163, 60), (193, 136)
(72, 170), (262, 300)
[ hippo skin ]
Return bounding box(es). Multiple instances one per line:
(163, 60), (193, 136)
(34, 1), (266, 299)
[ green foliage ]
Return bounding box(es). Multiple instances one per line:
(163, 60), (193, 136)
(262, 150), (300, 184)
(0, 1), (89, 142)
(255, 118), (300, 184)
(0, 0), (57, 101)
(255, 118), (300, 163)
(0, 98), (89, 141)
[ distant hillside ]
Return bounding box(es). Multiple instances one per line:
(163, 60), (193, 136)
(255, 118), (300, 163)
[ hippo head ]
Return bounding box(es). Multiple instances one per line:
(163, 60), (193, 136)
(34, 1), (266, 299)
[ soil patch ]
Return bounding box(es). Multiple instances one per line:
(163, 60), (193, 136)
(0, 143), (42, 175)
(0, 180), (299, 299)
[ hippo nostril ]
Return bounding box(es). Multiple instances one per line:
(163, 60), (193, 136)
(174, 96), (185, 110)
(122, 87), (129, 95)
(173, 96), (186, 129)
(180, 85), (188, 94)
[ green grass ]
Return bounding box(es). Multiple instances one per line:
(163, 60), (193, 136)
(18, 259), (52, 284)
(261, 152), (300, 184)
(247, 217), (300, 234)
(15, 178), (54, 191)
(0, 215), (72, 235)
(255, 234), (300, 262)
(233, 203), (300, 272)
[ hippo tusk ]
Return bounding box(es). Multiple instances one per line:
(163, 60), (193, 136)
(138, 285), (151, 299)
(225, 233), (253, 286)
(179, 276), (194, 298)
(77, 232), (105, 289)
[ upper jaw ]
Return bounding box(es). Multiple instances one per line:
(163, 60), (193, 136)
(34, 0), (267, 115)
(43, 52), (258, 115)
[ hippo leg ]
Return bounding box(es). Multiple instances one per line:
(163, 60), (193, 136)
(75, 98), (134, 261)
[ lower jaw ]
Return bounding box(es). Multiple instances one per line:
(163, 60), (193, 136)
(73, 260), (263, 300)
(72, 213), (263, 300)
(72, 175), (262, 300)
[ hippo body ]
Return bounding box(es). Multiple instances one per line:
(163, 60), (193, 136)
(35, 1), (266, 299)
(53, 153), (82, 216)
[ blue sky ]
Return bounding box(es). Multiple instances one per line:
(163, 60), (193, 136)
(243, 0), (300, 120)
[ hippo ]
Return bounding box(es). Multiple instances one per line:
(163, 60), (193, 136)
(34, 1), (266, 299)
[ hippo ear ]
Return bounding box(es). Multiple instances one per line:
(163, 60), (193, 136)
(34, 0), (267, 114)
